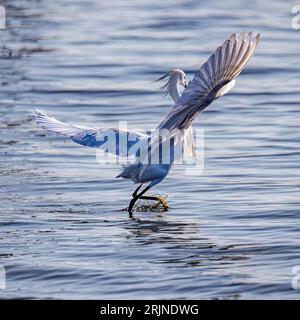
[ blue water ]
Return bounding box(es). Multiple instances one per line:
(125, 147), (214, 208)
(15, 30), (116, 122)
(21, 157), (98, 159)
(0, 0), (300, 299)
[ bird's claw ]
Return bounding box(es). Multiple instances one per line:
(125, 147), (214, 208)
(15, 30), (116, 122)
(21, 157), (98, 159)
(158, 196), (169, 209)
(153, 196), (169, 211)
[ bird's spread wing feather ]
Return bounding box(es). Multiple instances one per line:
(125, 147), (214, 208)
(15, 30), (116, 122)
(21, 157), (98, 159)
(33, 109), (147, 157)
(158, 32), (260, 130)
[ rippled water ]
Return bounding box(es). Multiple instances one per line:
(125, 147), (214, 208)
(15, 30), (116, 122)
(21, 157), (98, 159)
(1, 0), (300, 299)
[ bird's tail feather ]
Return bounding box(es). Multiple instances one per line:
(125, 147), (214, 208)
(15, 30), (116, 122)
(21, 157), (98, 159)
(116, 163), (142, 183)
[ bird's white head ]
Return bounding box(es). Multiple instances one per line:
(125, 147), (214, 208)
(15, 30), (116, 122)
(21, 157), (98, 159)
(172, 68), (188, 88)
(155, 68), (188, 102)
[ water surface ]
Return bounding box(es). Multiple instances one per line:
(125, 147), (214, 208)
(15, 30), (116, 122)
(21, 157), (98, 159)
(0, 0), (300, 299)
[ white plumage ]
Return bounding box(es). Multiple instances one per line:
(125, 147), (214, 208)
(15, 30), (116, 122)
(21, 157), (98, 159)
(33, 32), (260, 217)
(159, 32), (260, 130)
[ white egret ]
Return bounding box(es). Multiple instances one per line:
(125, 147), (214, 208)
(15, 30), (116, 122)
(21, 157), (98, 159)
(33, 32), (260, 218)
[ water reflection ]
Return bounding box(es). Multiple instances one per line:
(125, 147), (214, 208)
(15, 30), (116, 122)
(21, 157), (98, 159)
(125, 217), (201, 243)
(122, 216), (251, 269)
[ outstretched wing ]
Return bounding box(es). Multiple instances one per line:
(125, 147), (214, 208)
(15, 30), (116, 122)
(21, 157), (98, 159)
(158, 32), (260, 130)
(33, 109), (148, 157)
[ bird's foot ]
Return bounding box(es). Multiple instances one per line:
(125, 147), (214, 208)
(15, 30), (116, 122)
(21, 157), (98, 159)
(153, 195), (169, 211)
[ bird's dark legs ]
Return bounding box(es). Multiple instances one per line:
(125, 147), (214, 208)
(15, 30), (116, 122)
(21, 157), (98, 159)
(139, 195), (157, 201)
(132, 184), (143, 198)
(128, 184), (169, 218)
(139, 195), (169, 209)
(128, 185), (151, 218)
